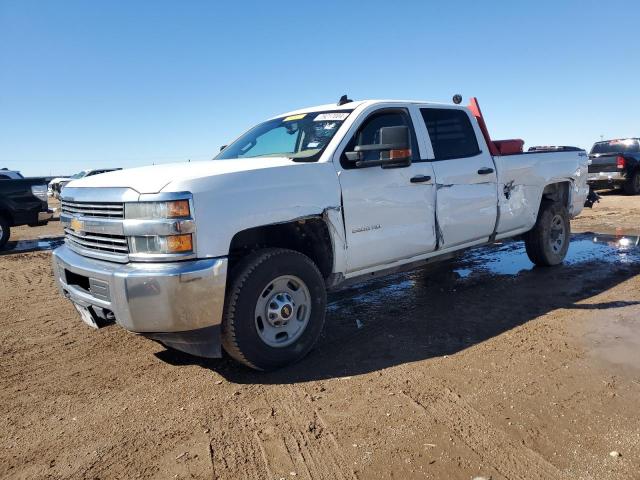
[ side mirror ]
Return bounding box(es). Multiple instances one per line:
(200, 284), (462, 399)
(346, 125), (412, 168)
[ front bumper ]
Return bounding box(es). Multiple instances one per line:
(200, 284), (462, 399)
(52, 244), (228, 357)
(38, 209), (54, 223)
(587, 171), (625, 184)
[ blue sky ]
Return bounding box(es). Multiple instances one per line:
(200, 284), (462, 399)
(1, 0), (639, 177)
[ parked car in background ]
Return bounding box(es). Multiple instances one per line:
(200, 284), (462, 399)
(588, 138), (640, 195)
(49, 176), (72, 197)
(52, 95), (589, 370)
(52, 168), (122, 198)
(0, 178), (53, 248)
(0, 168), (24, 180)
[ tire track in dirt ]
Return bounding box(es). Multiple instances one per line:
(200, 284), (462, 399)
(400, 386), (566, 480)
(236, 385), (358, 480)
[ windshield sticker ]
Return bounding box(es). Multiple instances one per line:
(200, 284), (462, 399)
(283, 114), (306, 122)
(306, 142), (320, 148)
(314, 112), (349, 122)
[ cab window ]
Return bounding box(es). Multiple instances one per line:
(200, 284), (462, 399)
(420, 108), (480, 160)
(341, 109), (418, 168)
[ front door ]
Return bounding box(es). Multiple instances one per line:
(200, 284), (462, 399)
(418, 107), (498, 249)
(335, 107), (437, 273)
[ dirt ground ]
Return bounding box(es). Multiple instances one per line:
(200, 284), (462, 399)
(1, 194), (639, 480)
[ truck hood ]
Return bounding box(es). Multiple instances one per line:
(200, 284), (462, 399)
(66, 158), (296, 193)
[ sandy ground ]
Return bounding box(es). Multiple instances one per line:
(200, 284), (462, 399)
(1, 194), (640, 479)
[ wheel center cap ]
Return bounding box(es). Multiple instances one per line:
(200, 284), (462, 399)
(281, 304), (292, 319)
(266, 292), (295, 327)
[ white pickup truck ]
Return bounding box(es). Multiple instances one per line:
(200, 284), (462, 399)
(52, 96), (589, 370)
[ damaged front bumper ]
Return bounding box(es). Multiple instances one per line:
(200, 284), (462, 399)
(51, 244), (228, 357)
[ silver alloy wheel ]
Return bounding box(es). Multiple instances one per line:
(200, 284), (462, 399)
(549, 214), (566, 254)
(254, 275), (311, 348)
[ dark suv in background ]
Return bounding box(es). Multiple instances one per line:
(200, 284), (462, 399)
(588, 138), (640, 195)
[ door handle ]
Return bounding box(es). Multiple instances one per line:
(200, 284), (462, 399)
(410, 175), (432, 183)
(477, 167), (494, 175)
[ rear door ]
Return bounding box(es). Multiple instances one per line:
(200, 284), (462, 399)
(335, 106), (437, 273)
(417, 107), (498, 249)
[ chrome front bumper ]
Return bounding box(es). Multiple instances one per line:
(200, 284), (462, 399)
(52, 244), (228, 357)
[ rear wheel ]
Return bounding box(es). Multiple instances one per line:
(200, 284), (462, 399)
(524, 202), (570, 266)
(0, 216), (10, 250)
(222, 248), (326, 370)
(622, 171), (640, 195)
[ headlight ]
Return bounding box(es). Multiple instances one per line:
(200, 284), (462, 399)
(125, 200), (190, 219)
(129, 234), (193, 254)
(31, 184), (48, 202)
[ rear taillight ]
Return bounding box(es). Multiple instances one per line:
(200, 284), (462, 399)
(617, 156), (626, 169)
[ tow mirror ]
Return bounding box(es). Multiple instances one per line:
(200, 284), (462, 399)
(345, 125), (412, 168)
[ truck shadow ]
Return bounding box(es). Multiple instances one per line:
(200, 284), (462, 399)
(155, 233), (640, 384)
(0, 236), (64, 255)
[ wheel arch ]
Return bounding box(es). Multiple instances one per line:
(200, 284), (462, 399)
(228, 215), (335, 281)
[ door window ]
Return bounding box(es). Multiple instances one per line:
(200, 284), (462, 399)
(420, 108), (480, 160)
(341, 110), (418, 168)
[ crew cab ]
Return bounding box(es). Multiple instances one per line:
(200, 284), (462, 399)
(0, 178), (53, 248)
(588, 138), (640, 194)
(52, 96), (589, 370)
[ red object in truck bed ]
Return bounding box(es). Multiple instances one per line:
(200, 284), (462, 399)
(468, 97), (524, 156)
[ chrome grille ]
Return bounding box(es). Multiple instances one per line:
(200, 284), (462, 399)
(61, 200), (124, 219)
(64, 228), (130, 255)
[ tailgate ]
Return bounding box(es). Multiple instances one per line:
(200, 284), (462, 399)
(588, 154), (618, 173)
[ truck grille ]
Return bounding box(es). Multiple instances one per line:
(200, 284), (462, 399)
(61, 200), (124, 219)
(64, 228), (130, 255)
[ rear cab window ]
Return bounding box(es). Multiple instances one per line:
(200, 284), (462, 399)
(420, 108), (480, 160)
(590, 139), (640, 155)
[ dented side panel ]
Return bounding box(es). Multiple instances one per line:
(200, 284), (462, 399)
(166, 162), (345, 265)
(493, 151), (589, 235)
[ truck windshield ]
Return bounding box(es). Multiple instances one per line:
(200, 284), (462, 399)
(216, 110), (352, 161)
(590, 139), (640, 154)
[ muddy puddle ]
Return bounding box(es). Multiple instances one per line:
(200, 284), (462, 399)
(329, 232), (640, 311)
(454, 232), (640, 277)
(0, 237), (65, 255)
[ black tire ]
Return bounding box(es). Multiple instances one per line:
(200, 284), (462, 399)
(222, 248), (326, 371)
(524, 201), (570, 266)
(622, 171), (640, 195)
(0, 215), (10, 250)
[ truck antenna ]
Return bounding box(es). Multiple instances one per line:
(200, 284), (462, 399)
(337, 94), (353, 106)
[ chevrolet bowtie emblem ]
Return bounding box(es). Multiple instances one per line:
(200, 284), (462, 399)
(70, 217), (84, 232)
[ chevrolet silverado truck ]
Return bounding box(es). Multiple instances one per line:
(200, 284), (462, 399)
(587, 138), (640, 195)
(0, 178), (53, 248)
(52, 96), (589, 370)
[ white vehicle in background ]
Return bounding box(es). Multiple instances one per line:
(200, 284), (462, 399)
(51, 168), (122, 198)
(52, 95), (589, 370)
(48, 176), (71, 197)
(0, 168), (24, 180)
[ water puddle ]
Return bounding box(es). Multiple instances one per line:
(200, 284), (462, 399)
(0, 236), (65, 255)
(328, 232), (640, 313)
(454, 232), (640, 277)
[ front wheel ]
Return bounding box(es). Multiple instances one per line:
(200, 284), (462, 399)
(524, 202), (570, 266)
(222, 248), (326, 371)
